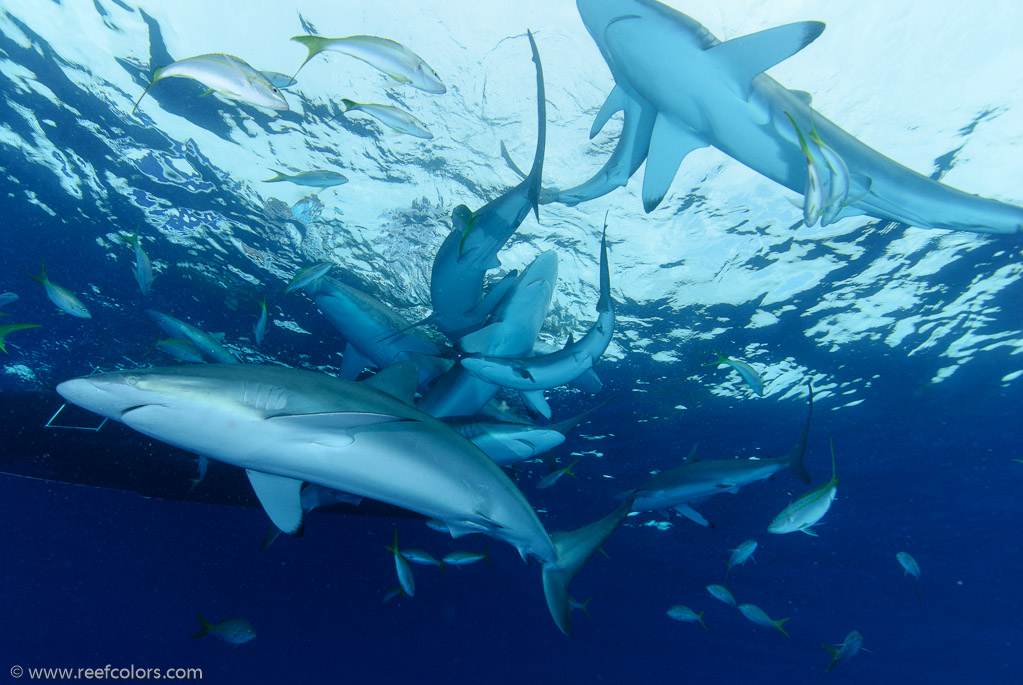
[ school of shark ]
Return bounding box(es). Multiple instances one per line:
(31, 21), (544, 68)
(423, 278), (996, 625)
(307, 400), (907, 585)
(2, 0), (1019, 667)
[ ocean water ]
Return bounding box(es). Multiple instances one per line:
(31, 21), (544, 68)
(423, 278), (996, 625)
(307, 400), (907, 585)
(2, 1), (1022, 683)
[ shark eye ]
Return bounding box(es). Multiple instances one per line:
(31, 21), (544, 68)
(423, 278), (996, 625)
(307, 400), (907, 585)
(126, 376), (139, 386)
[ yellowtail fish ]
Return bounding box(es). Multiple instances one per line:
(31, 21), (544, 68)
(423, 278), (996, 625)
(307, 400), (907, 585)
(823, 630), (865, 674)
(132, 53), (288, 114)
(896, 551), (921, 601)
(704, 350), (764, 396)
(0, 323), (41, 353)
(120, 226), (154, 295)
(382, 585), (408, 604)
(442, 550), (491, 566)
(706, 584), (736, 607)
(536, 459), (581, 490)
(253, 299), (268, 347)
(339, 98), (432, 139)
(290, 34), (445, 93)
(666, 605), (708, 630)
(190, 613), (256, 645)
(725, 540), (758, 582)
(28, 259), (91, 319)
(385, 528), (416, 598)
(284, 263), (332, 294)
(768, 440), (839, 536)
(401, 548), (445, 574)
(262, 169), (349, 188)
(738, 603), (790, 637)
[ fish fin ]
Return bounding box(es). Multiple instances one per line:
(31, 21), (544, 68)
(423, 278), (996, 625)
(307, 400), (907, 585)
(361, 361), (419, 405)
(500, 140), (529, 180)
(641, 115), (706, 212)
(716, 483), (741, 494)
(785, 381), (814, 484)
(0, 323), (41, 353)
(131, 76), (162, 115)
(190, 612), (212, 639)
(776, 617), (791, 638)
(340, 98), (361, 112)
(27, 258), (47, 284)
(799, 527), (819, 537)
(706, 21), (826, 99)
(790, 89), (813, 106)
(339, 343), (373, 380)
(682, 443), (699, 463)
(245, 470), (305, 537)
(543, 499), (631, 635)
(198, 88), (214, 97)
(258, 525), (282, 552)
(457, 323), (503, 355)
(674, 504), (712, 527)
(288, 34), (331, 83)
(266, 411), (405, 445)
(548, 397), (611, 436)
(520, 390), (552, 420)
(591, 85), (626, 139)
(262, 169), (288, 182)
(847, 173), (872, 204)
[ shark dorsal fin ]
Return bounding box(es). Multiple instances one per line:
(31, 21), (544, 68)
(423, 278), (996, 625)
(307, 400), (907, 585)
(458, 323), (502, 355)
(361, 361), (419, 404)
(245, 469), (305, 536)
(683, 443), (699, 463)
(706, 21), (825, 99)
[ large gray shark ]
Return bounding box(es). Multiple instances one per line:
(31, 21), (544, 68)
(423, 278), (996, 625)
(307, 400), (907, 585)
(56, 362), (628, 635)
(418, 251), (558, 418)
(556, 0), (1023, 234)
(629, 384), (813, 527)
(460, 225), (613, 391)
(311, 276), (444, 388)
(426, 30), (547, 341)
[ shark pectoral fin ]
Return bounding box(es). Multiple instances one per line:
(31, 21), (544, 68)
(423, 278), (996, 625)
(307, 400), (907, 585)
(361, 361), (419, 404)
(674, 504), (711, 527)
(267, 411), (405, 446)
(245, 470), (305, 537)
(258, 525), (283, 552)
(717, 484), (741, 494)
(641, 115), (706, 212)
(520, 390), (552, 419)
(458, 323), (503, 355)
(706, 21), (826, 99)
(591, 85), (627, 139)
(790, 89), (813, 106)
(543, 500), (631, 635)
(340, 343), (373, 380)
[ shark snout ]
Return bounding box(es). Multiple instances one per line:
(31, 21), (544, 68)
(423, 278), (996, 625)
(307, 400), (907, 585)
(56, 375), (141, 421)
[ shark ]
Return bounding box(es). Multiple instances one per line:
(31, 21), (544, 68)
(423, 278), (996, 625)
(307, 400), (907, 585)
(425, 30), (547, 341)
(460, 224), (613, 392)
(56, 361), (629, 635)
(552, 0), (1023, 234)
(628, 383), (813, 527)
(311, 276), (444, 388)
(418, 251), (558, 418)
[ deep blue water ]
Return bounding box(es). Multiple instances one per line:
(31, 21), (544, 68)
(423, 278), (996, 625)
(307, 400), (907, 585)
(3, 2), (1023, 684)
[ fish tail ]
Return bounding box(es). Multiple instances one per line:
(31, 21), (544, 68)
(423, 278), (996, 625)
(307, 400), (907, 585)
(541, 499), (631, 635)
(775, 617), (791, 638)
(339, 98), (361, 113)
(698, 612), (709, 631)
(27, 258), (47, 285)
(287, 35), (331, 84)
(523, 30), (546, 222)
(262, 169), (289, 183)
(190, 612), (211, 639)
(131, 72), (163, 116)
(0, 323), (41, 354)
(385, 527), (400, 555)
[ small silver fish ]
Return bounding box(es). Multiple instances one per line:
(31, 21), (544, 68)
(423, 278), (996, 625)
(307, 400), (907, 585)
(537, 459), (580, 490)
(823, 630), (864, 673)
(442, 550), (491, 566)
(401, 548), (445, 571)
(666, 605), (708, 630)
(28, 259), (91, 319)
(768, 440), (839, 535)
(738, 603), (790, 637)
(385, 528), (415, 598)
(896, 551), (921, 601)
(706, 584), (736, 607)
(190, 613), (256, 645)
(339, 98), (432, 139)
(725, 540), (757, 582)
(253, 299), (268, 346)
(290, 34), (445, 93)
(705, 350), (764, 396)
(285, 263), (332, 294)
(121, 226), (154, 295)
(133, 53), (288, 114)
(263, 169), (349, 188)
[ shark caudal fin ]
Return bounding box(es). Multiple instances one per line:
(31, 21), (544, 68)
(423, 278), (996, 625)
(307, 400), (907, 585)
(785, 382), (814, 484)
(542, 499), (631, 635)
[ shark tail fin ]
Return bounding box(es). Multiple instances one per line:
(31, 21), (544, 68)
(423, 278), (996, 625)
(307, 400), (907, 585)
(288, 35), (331, 85)
(786, 381), (814, 484)
(190, 612), (212, 639)
(524, 30), (546, 223)
(542, 499), (631, 635)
